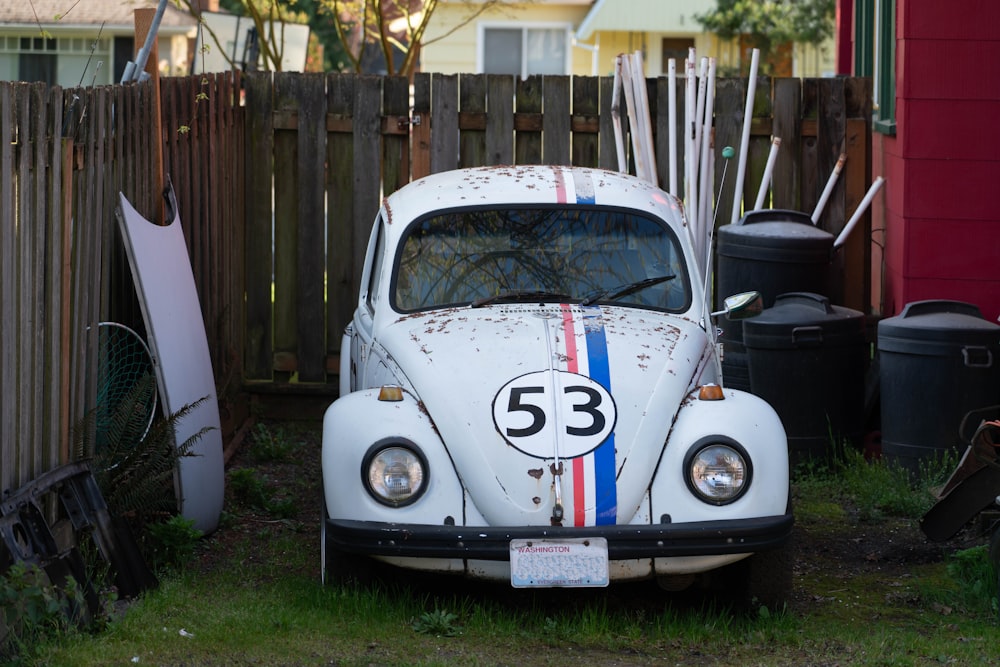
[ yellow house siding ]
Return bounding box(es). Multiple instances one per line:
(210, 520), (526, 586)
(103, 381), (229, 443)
(422, 2), (836, 79)
(421, 2), (591, 75)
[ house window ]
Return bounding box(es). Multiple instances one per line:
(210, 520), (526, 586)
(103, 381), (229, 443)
(479, 24), (569, 78)
(855, 0), (896, 135)
(0, 35), (112, 85)
(18, 37), (57, 84)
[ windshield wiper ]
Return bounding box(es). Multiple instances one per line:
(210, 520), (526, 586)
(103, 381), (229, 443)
(471, 290), (572, 308)
(580, 274), (676, 306)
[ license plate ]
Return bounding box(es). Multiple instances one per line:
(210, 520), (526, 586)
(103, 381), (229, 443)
(509, 537), (609, 588)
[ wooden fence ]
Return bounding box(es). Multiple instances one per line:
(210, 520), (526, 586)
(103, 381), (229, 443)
(1, 70), (871, 494)
(0, 73), (244, 495)
(244, 71), (872, 393)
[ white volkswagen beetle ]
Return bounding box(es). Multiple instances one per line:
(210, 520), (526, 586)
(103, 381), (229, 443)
(322, 165), (793, 606)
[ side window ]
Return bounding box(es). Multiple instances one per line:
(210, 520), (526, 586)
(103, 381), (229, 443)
(855, 0), (896, 135)
(364, 216), (386, 313)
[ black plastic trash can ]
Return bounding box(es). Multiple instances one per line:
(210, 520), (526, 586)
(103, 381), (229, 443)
(878, 300), (1000, 472)
(744, 292), (867, 464)
(716, 210), (834, 391)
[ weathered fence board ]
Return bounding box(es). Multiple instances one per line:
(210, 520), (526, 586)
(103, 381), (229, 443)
(326, 73), (356, 380)
(772, 77), (802, 211)
(244, 73), (275, 382)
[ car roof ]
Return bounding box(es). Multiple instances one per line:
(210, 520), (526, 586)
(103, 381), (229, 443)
(380, 165), (688, 240)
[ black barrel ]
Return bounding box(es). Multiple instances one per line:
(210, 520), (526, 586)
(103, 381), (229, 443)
(716, 210), (834, 391)
(878, 300), (1000, 471)
(744, 292), (867, 464)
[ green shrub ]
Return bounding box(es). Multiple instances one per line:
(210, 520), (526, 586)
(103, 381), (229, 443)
(0, 563), (88, 663)
(248, 422), (299, 463)
(229, 468), (299, 519)
(146, 515), (204, 573)
(945, 545), (999, 616)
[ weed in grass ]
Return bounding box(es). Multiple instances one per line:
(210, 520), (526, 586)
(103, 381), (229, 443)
(412, 608), (462, 637)
(248, 422), (301, 464)
(228, 468), (301, 519)
(796, 439), (957, 522)
(927, 545), (1000, 617)
(146, 515), (203, 573)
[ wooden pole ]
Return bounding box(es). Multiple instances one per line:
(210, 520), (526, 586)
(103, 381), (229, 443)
(134, 8), (165, 223)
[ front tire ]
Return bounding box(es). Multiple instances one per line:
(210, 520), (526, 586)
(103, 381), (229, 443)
(741, 538), (794, 611)
(321, 504), (373, 587)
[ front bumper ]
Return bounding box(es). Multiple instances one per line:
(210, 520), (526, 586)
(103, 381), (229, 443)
(324, 512), (794, 561)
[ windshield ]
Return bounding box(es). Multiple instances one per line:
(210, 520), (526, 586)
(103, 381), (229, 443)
(392, 206), (691, 312)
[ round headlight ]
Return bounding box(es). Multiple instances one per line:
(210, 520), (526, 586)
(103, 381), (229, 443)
(363, 443), (427, 507)
(686, 439), (751, 505)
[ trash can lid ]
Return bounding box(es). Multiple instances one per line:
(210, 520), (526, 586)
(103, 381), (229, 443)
(878, 299), (1000, 340)
(878, 300), (1000, 343)
(717, 210), (833, 262)
(743, 292), (866, 349)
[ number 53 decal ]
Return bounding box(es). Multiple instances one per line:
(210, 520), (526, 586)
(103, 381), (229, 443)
(492, 371), (617, 459)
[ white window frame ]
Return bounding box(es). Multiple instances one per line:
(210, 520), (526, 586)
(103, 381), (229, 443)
(476, 22), (573, 78)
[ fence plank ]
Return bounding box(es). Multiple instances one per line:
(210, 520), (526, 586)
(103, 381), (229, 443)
(412, 73), (431, 179)
(353, 77), (382, 290)
(383, 76), (409, 197)
(296, 74), (328, 383)
(28, 84), (47, 474)
(841, 117), (870, 312)
(515, 75), (543, 165)
(327, 73), (356, 365)
(841, 77), (874, 313)
(17, 85), (34, 482)
(816, 77), (846, 234)
(800, 78), (820, 217)
(744, 76), (772, 210)
(653, 76), (671, 191)
(487, 75), (514, 165)
(598, 76), (618, 171)
(572, 76), (599, 168)
(272, 73), (300, 380)
(2, 86), (19, 489)
(430, 74), (458, 174)
(244, 72), (275, 381)
(772, 77), (802, 211)
(542, 76), (570, 166)
(460, 74), (486, 167)
(712, 77), (744, 230)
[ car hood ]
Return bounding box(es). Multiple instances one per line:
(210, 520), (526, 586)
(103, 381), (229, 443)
(376, 303), (710, 527)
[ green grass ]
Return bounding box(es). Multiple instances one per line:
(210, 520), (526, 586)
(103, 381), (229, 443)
(16, 440), (1000, 666)
(23, 560), (1000, 666)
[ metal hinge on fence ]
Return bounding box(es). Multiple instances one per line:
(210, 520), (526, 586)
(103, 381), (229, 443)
(398, 114), (421, 130)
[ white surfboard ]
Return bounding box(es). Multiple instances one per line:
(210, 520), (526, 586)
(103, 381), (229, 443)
(117, 188), (224, 534)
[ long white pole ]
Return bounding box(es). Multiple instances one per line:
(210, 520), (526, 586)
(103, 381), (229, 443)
(692, 57), (708, 194)
(668, 59), (678, 196)
(611, 56), (627, 173)
(697, 58), (717, 258)
(833, 177), (885, 249)
(620, 56), (647, 182)
(685, 51), (697, 234)
(633, 51), (658, 186)
(753, 137), (782, 211)
(730, 48), (760, 224)
(812, 153), (848, 223)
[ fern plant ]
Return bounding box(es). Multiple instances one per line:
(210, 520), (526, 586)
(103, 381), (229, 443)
(74, 373), (212, 528)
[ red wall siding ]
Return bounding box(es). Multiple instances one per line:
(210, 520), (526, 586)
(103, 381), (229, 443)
(875, 0), (1000, 322)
